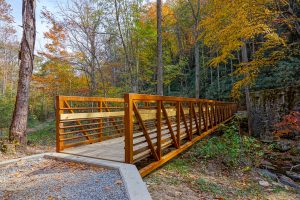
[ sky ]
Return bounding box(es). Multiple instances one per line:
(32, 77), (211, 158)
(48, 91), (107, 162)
(7, 0), (154, 51)
(7, 0), (66, 51)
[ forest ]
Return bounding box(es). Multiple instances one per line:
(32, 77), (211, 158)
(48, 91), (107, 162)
(0, 0), (300, 199)
(0, 0), (300, 128)
(0, 0), (298, 126)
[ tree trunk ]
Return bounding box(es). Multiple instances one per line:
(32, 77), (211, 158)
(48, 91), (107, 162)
(175, 25), (183, 57)
(189, 0), (201, 98)
(241, 43), (253, 135)
(230, 58), (233, 84)
(9, 0), (36, 144)
(2, 69), (7, 95)
(217, 65), (220, 100)
(114, 0), (133, 92)
(210, 67), (213, 84)
(202, 45), (206, 98)
(195, 42), (200, 98)
(89, 33), (97, 96)
(2, 48), (7, 95)
(156, 0), (163, 95)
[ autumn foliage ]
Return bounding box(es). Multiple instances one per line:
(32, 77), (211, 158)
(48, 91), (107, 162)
(273, 111), (300, 137)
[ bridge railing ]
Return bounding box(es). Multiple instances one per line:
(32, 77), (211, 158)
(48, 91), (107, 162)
(124, 94), (237, 176)
(56, 94), (237, 176)
(55, 96), (125, 151)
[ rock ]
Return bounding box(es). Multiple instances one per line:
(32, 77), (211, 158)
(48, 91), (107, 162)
(292, 157), (300, 165)
(257, 168), (278, 181)
(290, 142), (300, 156)
(272, 181), (285, 187)
(291, 164), (300, 172)
(275, 140), (292, 152)
(261, 160), (273, 166)
(286, 171), (300, 181)
(114, 179), (123, 185)
(279, 174), (300, 191)
(259, 180), (270, 187)
(259, 160), (276, 170)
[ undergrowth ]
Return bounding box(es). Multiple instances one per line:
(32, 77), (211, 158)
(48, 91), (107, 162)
(192, 116), (264, 168)
(27, 120), (55, 146)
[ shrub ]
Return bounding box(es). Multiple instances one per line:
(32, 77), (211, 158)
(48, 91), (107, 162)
(194, 117), (263, 168)
(0, 96), (14, 129)
(273, 111), (300, 138)
(27, 120), (55, 146)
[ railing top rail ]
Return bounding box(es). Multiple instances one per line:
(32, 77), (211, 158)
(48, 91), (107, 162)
(57, 94), (236, 105)
(125, 93), (236, 104)
(57, 95), (124, 103)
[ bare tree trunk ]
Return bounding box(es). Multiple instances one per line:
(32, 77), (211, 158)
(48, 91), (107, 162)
(9, 0), (36, 144)
(114, 0), (133, 92)
(195, 42), (200, 98)
(230, 58), (233, 84)
(2, 69), (7, 95)
(188, 0), (201, 98)
(2, 48), (7, 95)
(90, 34), (97, 96)
(175, 25), (183, 57)
(217, 65), (220, 100)
(156, 0), (163, 95)
(202, 45), (207, 98)
(210, 67), (213, 84)
(241, 43), (253, 135)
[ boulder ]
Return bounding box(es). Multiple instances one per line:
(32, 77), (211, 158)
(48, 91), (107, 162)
(286, 171), (300, 181)
(292, 157), (300, 165)
(259, 180), (270, 187)
(279, 174), (300, 191)
(290, 142), (300, 155)
(257, 168), (278, 181)
(259, 160), (276, 170)
(275, 140), (292, 152)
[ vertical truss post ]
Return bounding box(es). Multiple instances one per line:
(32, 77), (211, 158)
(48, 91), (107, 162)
(56, 96), (64, 152)
(124, 93), (134, 163)
(176, 101), (181, 148)
(98, 101), (103, 142)
(157, 100), (162, 159)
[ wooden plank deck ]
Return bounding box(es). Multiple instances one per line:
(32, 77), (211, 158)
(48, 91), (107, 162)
(62, 137), (125, 162)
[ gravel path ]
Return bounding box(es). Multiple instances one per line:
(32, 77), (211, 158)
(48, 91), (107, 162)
(0, 158), (129, 200)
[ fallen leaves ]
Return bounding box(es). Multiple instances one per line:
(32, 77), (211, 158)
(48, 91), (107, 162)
(114, 179), (123, 185)
(13, 172), (21, 177)
(104, 186), (112, 190)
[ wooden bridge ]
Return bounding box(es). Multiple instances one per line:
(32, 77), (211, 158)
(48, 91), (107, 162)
(56, 94), (237, 176)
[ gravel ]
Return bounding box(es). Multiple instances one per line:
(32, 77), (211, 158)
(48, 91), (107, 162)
(0, 157), (129, 200)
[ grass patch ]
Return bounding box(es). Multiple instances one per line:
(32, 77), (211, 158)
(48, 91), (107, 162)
(27, 120), (55, 146)
(234, 181), (264, 197)
(165, 158), (190, 175)
(196, 178), (265, 199)
(196, 178), (226, 196)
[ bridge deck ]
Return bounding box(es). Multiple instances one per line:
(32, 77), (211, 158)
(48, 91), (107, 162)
(62, 137), (125, 162)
